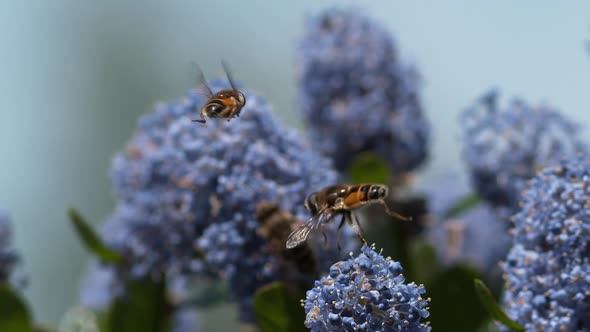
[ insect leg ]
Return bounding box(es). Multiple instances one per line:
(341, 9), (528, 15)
(348, 212), (367, 246)
(380, 200), (412, 221)
(336, 214), (346, 253)
(192, 107), (208, 124)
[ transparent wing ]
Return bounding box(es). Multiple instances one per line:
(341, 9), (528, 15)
(191, 61), (213, 97)
(221, 60), (238, 91)
(286, 209), (334, 249)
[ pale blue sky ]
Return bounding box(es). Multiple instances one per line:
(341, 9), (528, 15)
(1, 0), (589, 326)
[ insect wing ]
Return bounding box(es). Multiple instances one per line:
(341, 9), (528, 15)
(285, 209), (334, 249)
(221, 60), (238, 91)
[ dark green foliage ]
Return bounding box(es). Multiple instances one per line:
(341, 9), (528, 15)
(0, 283), (32, 332)
(347, 152), (390, 184)
(67, 208), (123, 264)
(474, 279), (525, 332)
(428, 265), (489, 332)
(253, 282), (307, 332)
(107, 279), (169, 332)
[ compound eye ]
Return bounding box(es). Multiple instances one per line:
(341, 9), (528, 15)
(206, 103), (224, 114)
(369, 187), (380, 199)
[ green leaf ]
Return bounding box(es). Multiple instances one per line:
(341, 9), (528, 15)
(346, 152), (390, 184)
(67, 207), (122, 264)
(409, 240), (439, 284)
(444, 193), (481, 218)
(427, 265), (488, 332)
(33, 326), (56, 332)
(108, 279), (169, 332)
(253, 282), (306, 332)
(474, 279), (525, 332)
(187, 279), (228, 308)
(0, 283), (33, 332)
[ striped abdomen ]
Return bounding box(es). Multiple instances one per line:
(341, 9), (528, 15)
(342, 183), (389, 209)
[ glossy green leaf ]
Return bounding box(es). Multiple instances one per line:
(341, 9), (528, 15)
(0, 283), (33, 332)
(428, 265), (488, 332)
(444, 193), (481, 218)
(108, 279), (169, 332)
(253, 282), (306, 332)
(474, 279), (525, 332)
(347, 152), (390, 184)
(68, 207), (122, 264)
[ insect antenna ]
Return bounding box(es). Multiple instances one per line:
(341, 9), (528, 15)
(221, 60), (238, 91)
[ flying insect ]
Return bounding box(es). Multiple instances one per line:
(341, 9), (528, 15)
(192, 61), (246, 124)
(286, 183), (411, 249)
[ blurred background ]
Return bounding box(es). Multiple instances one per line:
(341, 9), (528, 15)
(0, 0), (589, 327)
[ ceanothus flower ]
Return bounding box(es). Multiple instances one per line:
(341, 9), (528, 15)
(171, 307), (202, 332)
(0, 207), (19, 284)
(460, 90), (586, 209)
(296, 8), (429, 172)
(501, 157), (590, 331)
(80, 80), (355, 322)
(423, 173), (511, 277)
(79, 260), (123, 311)
(304, 244), (430, 332)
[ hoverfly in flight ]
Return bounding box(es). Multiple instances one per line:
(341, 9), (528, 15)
(192, 61), (246, 124)
(286, 183), (411, 249)
(256, 201), (317, 278)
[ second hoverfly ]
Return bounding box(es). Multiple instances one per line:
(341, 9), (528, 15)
(286, 183), (411, 249)
(192, 61), (246, 124)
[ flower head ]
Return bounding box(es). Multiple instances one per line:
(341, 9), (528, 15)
(304, 244), (430, 332)
(81, 81), (355, 321)
(502, 157), (590, 331)
(0, 207), (20, 284)
(423, 173), (511, 276)
(297, 8), (429, 172)
(460, 90), (586, 209)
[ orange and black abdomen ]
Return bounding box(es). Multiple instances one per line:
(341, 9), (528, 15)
(204, 91), (235, 117)
(342, 184), (371, 208)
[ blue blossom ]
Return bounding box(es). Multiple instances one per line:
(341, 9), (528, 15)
(0, 207), (19, 284)
(460, 90), (586, 209)
(501, 157), (590, 331)
(304, 244), (430, 332)
(296, 8), (429, 172)
(423, 173), (511, 277)
(171, 307), (202, 332)
(79, 260), (124, 311)
(80, 81), (355, 321)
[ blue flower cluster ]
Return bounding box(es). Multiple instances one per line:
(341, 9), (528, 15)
(424, 173), (510, 276)
(0, 207), (19, 284)
(297, 8), (429, 172)
(80, 81), (355, 321)
(460, 90), (586, 209)
(501, 157), (590, 331)
(304, 245), (430, 332)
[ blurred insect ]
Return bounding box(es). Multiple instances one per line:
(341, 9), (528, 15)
(256, 201), (317, 277)
(286, 183), (411, 249)
(192, 61), (246, 124)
